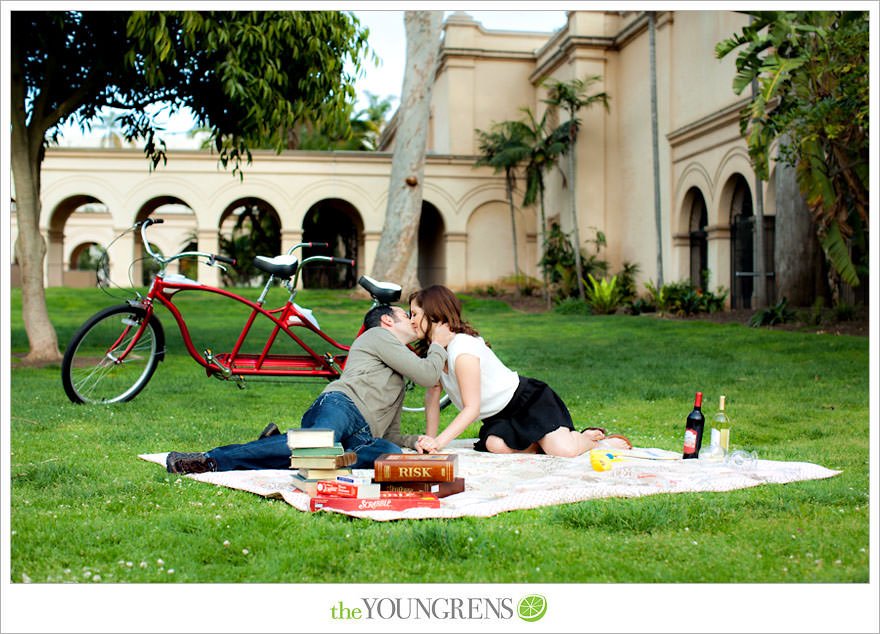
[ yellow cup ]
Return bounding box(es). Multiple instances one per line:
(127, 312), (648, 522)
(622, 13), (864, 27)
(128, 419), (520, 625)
(590, 450), (615, 472)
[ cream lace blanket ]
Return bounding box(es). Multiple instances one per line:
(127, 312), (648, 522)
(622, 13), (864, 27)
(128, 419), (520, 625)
(139, 439), (840, 521)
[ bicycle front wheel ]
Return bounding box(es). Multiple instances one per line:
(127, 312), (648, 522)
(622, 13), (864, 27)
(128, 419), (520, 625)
(61, 304), (165, 404)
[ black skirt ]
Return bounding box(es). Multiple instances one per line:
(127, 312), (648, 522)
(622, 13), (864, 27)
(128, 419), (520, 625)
(473, 376), (574, 452)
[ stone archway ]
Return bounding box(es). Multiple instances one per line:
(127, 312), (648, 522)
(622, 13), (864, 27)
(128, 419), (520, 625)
(301, 199), (364, 289)
(686, 187), (708, 288)
(133, 197), (199, 285)
(728, 174), (754, 309)
(218, 197), (282, 287)
(418, 202), (446, 287)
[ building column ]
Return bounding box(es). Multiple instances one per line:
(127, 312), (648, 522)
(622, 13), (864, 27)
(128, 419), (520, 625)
(671, 232), (690, 283)
(46, 229), (64, 287)
(281, 228), (303, 255)
(525, 231), (538, 280)
(444, 232), (467, 290)
(706, 224), (731, 305)
(362, 231), (382, 280)
(107, 227), (136, 289)
(197, 228), (221, 287)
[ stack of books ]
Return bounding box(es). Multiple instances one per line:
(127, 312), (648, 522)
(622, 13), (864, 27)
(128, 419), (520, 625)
(307, 454), (466, 513)
(373, 453), (465, 498)
(287, 428), (355, 495)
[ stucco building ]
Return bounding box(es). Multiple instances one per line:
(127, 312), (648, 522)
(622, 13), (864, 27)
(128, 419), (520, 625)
(12, 10), (820, 308)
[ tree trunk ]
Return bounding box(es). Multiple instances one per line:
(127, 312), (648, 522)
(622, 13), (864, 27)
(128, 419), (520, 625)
(371, 11), (443, 296)
(567, 114), (586, 301)
(11, 54), (62, 364)
(539, 186), (551, 310)
(505, 176), (521, 294)
(775, 158), (822, 307)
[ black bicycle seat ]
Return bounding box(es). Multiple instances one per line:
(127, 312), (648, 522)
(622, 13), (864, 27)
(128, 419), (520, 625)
(358, 275), (402, 304)
(253, 255), (298, 278)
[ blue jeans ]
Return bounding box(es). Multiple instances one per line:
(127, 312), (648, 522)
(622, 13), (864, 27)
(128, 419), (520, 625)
(206, 391), (401, 471)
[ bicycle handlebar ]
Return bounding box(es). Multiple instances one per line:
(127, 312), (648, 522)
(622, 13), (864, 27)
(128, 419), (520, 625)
(285, 241), (329, 256)
(139, 218), (234, 271)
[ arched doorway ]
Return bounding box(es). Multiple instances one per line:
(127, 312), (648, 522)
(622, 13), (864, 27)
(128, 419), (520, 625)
(135, 197), (198, 285)
(687, 188), (708, 288)
(218, 198), (281, 286)
(67, 242), (104, 287)
(418, 202), (446, 287)
(301, 199), (363, 289)
(46, 197), (111, 287)
(729, 175), (754, 309)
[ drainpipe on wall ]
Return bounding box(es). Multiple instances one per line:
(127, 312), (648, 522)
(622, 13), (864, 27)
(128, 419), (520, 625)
(750, 14), (767, 309)
(649, 11), (664, 286)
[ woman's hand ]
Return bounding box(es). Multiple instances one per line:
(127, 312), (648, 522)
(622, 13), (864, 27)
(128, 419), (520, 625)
(416, 435), (440, 454)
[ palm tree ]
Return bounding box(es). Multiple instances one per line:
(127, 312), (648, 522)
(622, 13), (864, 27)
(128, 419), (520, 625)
(519, 106), (569, 307)
(475, 120), (531, 294)
(542, 76), (610, 300)
(94, 108), (126, 148)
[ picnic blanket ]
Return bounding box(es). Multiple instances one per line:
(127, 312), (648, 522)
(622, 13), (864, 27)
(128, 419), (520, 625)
(139, 439), (841, 521)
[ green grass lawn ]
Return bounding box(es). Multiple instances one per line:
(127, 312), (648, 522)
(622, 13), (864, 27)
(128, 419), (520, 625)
(8, 286), (870, 587)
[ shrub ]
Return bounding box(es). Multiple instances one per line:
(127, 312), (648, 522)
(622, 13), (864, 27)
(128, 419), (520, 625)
(833, 301), (858, 322)
(501, 273), (543, 297)
(553, 297), (592, 315)
(617, 261), (641, 304)
(625, 297), (656, 315)
(540, 222), (609, 301)
(748, 297), (796, 327)
(644, 278), (728, 316)
(583, 274), (624, 315)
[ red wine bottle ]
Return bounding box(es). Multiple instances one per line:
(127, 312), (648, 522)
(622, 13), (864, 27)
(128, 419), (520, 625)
(682, 391), (705, 459)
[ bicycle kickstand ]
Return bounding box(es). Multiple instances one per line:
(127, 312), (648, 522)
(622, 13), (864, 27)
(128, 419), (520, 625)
(204, 349), (248, 389)
(322, 352), (343, 374)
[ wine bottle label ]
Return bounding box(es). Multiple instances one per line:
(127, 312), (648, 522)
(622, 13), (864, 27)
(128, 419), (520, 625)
(710, 428), (721, 447)
(683, 428), (697, 453)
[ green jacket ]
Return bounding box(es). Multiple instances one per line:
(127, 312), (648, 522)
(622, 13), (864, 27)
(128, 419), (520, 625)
(323, 326), (447, 449)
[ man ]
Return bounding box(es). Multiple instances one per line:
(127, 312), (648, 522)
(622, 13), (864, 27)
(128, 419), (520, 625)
(165, 304), (453, 474)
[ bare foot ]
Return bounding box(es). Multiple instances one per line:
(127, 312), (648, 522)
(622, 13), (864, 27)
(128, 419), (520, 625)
(581, 429), (605, 442)
(602, 435), (632, 450)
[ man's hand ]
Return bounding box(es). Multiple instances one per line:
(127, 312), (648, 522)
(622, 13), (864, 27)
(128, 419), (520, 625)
(430, 322), (455, 347)
(416, 435), (440, 454)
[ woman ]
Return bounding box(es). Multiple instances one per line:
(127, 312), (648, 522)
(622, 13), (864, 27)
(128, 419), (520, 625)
(409, 285), (631, 456)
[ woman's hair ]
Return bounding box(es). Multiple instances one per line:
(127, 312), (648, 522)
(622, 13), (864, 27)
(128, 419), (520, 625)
(408, 285), (483, 354)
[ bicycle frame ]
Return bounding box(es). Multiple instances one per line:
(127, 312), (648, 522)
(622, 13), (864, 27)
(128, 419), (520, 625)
(141, 276), (352, 381)
(129, 217), (365, 385)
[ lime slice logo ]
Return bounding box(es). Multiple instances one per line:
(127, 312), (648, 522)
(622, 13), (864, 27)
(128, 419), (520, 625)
(517, 594), (547, 622)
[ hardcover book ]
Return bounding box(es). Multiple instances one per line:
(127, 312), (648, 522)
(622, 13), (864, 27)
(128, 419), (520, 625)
(286, 428), (335, 449)
(373, 453), (458, 482)
(297, 467), (352, 480)
(290, 443), (344, 457)
(310, 494), (441, 512)
(289, 453), (356, 470)
(315, 480), (381, 499)
(380, 477), (465, 498)
(336, 474), (373, 486)
(290, 473), (319, 496)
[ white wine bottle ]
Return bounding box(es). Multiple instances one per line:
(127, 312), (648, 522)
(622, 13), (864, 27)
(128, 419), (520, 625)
(712, 395), (731, 451)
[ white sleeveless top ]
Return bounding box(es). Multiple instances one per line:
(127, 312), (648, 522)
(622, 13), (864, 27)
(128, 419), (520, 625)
(440, 333), (519, 419)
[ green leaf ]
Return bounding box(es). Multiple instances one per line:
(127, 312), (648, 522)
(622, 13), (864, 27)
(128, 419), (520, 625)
(821, 221), (859, 287)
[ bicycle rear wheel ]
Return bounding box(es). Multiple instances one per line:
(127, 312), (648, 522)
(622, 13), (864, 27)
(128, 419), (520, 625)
(401, 380), (453, 413)
(61, 304), (165, 404)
